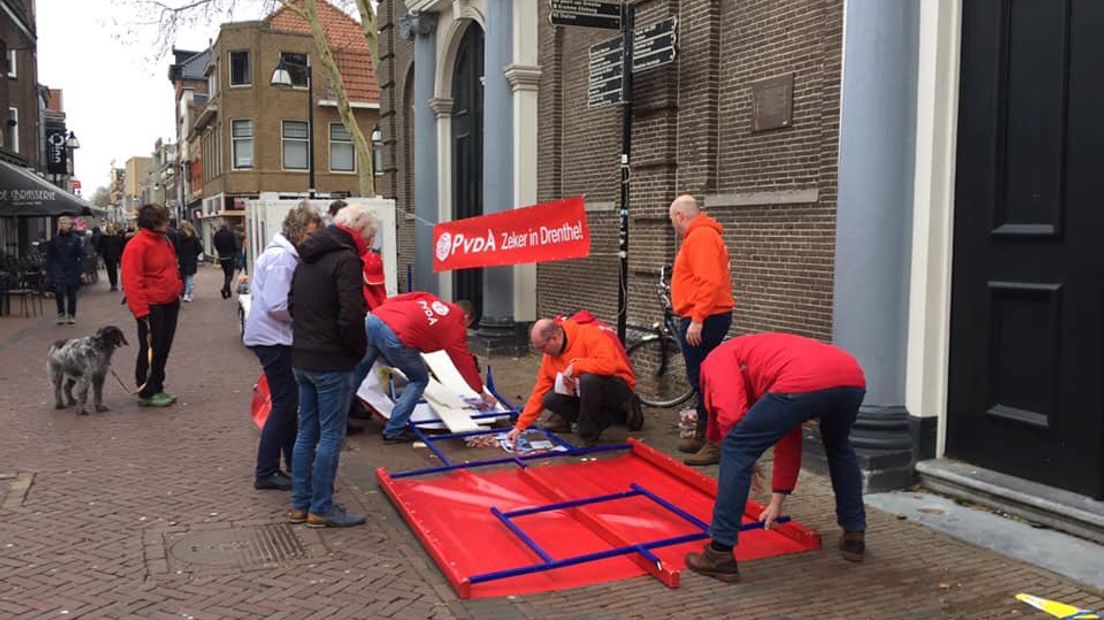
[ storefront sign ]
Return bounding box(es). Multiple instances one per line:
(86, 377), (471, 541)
(433, 196), (590, 272)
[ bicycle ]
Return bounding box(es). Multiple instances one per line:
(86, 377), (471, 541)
(626, 266), (694, 408)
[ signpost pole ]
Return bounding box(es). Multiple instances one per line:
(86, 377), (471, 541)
(617, 3), (634, 343)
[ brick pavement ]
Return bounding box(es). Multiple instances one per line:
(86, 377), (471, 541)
(0, 266), (1100, 619)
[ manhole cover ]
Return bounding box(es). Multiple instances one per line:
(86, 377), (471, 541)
(165, 523), (323, 572)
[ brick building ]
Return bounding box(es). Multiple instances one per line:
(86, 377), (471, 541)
(378, 0), (1104, 531)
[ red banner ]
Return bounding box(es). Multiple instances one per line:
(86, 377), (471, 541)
(433, 196), (590, 272)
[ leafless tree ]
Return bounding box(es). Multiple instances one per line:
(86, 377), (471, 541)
(124, 0), (381, 196)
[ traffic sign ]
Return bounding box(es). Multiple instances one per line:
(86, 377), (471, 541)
(632, 17), (677, 73)
(588, 37), (624, 108)
(549, 0), (621, 30)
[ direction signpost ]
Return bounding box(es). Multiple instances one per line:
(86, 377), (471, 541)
(552, 1), (679, 342)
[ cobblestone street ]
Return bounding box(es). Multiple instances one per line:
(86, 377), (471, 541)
(0, 268), (1101, 619)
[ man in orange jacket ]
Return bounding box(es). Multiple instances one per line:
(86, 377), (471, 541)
(507, 316), (643, 447)
(669, 195), (735, 466)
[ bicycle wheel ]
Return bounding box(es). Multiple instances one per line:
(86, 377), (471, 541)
(627, 335), (693, 408)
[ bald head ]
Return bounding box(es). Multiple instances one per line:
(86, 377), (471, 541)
(530, 318), (565, 355)
(669, 194), (701, 236)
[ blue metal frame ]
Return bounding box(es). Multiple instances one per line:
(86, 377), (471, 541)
(466, 482), (790, 586)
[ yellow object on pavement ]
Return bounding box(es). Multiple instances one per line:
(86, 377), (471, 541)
(1016, 593), (1100, 619)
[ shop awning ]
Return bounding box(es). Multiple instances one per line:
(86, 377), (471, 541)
(0, 160), (105, 217)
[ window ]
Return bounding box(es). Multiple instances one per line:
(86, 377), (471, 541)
(229, 51), (251, 86)
(330, 123), (355, 172)
(6, 49), (15, 78)
(282, 121), (309, 170)
(371, 126), (383, 175)
(231, 119), (253, 169)
(7, 107), (17, 153)
(279, 52), (309, 87)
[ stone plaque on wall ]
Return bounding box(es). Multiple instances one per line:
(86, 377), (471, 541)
(751, 73), (794, 132)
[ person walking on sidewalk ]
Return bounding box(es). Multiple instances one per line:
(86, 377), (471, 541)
(101, 224), (126, 292)
(176, 222), (204, 303)
(668, 195), (735, 466)
(213, 223), (238, 299)
(506, 316), (643, 447)
(121, 204), (183, 408)
(684, 333), (867, 582)
(287, 204), (375, 528)
(244, 202), (321, 491)
(45, 216), (85, 325)
(350, 292), (487, 444)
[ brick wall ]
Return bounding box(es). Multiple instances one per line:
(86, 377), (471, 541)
(537, 0), (843, 341)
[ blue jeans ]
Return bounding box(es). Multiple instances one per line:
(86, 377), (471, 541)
(292, 368), (354, 516)
(710, 387), (867, 546)
(183, 274), (195, 298)
(251, 345), (297, 478)
(351, 315), (429, 437)
(678, 313), (732, 434)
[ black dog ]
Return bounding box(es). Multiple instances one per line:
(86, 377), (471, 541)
(46, 325), (129, 415)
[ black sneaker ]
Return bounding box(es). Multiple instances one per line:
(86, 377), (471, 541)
(626, 394), (645, 432)
(255, 472), (293, 491)
(382, 429), (418, 444)
(307, 503), (366, 528)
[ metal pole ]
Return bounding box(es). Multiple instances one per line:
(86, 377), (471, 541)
(617, 4), (634, 343)
(307, 65), (316, 199)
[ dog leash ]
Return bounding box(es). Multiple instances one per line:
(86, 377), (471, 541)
(110, 317), (155, 395)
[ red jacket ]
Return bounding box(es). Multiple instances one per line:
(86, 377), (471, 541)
(121, 229), (182, 319)
(361, 250), (387, 310)
(372, 292), (483, 393)
(700, 333), (865, 493)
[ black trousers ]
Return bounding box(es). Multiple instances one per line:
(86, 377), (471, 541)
(219, 259), (235, 294)
(54, 283), (78, 317)
(104, 258), (119, 289)
(541, 373), (633, 441)
(135, 301), (180, 399)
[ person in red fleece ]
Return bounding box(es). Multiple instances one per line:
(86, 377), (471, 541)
(684, 332), (867, 582)
(351, 292), (488, 443)
(120, 204), (184, 408)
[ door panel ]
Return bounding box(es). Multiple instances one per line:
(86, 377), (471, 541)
(451, 24), (485, 320)
(948, 0), (1104, 498)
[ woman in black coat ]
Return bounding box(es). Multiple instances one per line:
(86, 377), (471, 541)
(177, 221), (204, 303)
(45, 216), (85, 324)
(101, 224), (127, 292)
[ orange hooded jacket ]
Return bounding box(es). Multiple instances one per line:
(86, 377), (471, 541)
(671, 214), (735, 322)
(517, 319), (636, 430)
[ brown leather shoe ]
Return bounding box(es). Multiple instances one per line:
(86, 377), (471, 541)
(677, 433), (704, 454)
(839, 530), (865, 562)
(288, 508), (308, 524)
(541, 413), (572, 434)
(684, 440), (721, 466)
(685, 544), (740, 582)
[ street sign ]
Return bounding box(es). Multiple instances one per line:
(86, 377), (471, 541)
(632, 17), (677, 73)
(549, 0), (621, 30)
(588, 36), (624, 108)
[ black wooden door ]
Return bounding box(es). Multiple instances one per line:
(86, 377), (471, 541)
(451, 25), (484, 320)
(948, 0), (1104, 498)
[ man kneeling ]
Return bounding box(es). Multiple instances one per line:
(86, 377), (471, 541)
(686, 332), (867, 582)
(507, 316), (643, 447)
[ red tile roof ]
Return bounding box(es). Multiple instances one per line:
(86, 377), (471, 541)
(267, 0), (379, 103)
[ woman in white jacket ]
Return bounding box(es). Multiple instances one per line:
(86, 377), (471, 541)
(243, 202), (322, 491)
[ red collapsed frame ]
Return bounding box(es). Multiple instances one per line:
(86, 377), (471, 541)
(376, 439), (821, 599)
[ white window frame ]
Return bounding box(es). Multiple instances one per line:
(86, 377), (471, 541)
(228, 50), (251, 87)
(7, 107), (17, 153)
(329, 122), (356, 173)
(230, 118), (254, 170)
(281, 120), (309, 171)
(278, 51), (310, 90)
(6, 49), (15, 78)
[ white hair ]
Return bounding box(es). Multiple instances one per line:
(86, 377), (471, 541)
(333, 203), (378, 237)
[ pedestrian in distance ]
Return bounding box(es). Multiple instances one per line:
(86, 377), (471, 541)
(213, 223), (238, 299)
(668, 194), (736, 466)
(287, 204), (376, 528)
(120, 204), (183, 408)
(243, 202), (322, 491)
(177, 221), (204, 303)
(45, 215), (85, 325)
(100, 224), (126, 292)
(684, 333), (867, 582)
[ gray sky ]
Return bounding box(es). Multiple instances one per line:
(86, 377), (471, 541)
(36, 0), (271, 193)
